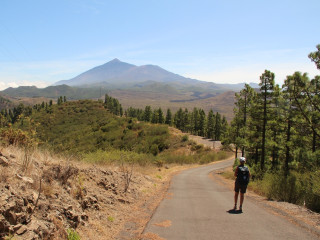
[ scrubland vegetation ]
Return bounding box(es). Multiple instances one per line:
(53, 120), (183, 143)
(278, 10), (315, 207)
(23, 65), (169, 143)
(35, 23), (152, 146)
(0, 95), (229, 167)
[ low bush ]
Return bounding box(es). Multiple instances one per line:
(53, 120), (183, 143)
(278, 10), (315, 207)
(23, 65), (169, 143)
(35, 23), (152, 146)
(249, 170), (320, 212)
(67, 228), (81, 240)
(0, 128), (35, 147)
(181, 135), (189, 142)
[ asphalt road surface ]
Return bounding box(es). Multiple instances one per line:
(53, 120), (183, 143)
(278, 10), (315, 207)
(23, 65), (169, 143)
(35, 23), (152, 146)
(143, 159), (318, 240)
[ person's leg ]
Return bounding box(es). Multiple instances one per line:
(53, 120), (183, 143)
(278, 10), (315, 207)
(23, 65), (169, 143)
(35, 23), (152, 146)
(234, 191), (239, 209)
(239, 192), (244, 208)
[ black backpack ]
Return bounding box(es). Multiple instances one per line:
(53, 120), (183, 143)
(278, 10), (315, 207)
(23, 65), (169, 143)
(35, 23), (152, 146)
(237, 165), (250, 184)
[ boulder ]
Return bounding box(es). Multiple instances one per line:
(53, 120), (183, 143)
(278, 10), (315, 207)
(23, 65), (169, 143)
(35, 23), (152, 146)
(0, 215), (10, 234)
(5, 210), (17, 225)
(16, 225), (27, 235)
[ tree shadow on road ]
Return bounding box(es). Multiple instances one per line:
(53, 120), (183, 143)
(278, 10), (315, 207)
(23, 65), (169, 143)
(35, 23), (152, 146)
(227, 209), (243, 214)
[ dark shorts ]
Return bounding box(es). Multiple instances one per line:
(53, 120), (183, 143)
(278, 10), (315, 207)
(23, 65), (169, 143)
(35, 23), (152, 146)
(234, 181), (248, 194)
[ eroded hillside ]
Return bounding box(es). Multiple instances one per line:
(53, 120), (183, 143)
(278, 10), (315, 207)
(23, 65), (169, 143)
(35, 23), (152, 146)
(0, 145), (176, 240)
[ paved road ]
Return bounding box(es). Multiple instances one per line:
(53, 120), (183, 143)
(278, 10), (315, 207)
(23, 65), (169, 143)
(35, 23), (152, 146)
(143, 159), (317, 240)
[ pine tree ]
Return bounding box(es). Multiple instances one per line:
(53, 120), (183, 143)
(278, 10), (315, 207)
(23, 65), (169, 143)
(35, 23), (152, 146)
(258, 70), (275, 170)
(152, 109), (159, 123)
(191, 108), (199, 135)
(183, 109), (190, 132)
(220, 116), (228, 140)
(174, 108), (185, 130)
(308, 44), (320, 70)
(214, 112), (221, 140)
(144, 106), (152, 122)
(165, 109), (172, 126)
(206, 110), (215, 139)
(158, 108), (165, 124)
(199, 109), (206, 137)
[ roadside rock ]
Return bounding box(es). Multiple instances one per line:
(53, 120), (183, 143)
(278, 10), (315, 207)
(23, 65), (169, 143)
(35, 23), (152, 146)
(0, 156), (9, 166)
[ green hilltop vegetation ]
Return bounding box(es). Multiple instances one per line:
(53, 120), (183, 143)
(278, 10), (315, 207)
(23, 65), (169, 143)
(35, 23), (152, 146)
(0, 95), (229, 166)
(1, 85), (103, 99)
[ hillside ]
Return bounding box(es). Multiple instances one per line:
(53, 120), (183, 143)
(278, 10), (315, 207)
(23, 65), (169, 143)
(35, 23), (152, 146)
(16, 100), (172, 156)
(0, 95), (15, 110)
(1, 85), (236, 121)
(0, 144), (181, 240)
(1, 85), (101, 100)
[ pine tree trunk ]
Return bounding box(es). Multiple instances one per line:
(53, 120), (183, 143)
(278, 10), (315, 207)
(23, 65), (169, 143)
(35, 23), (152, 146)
(261, 87), (267, 171)
(235, 147), (238, 159)
(312, 129), (316, 153)
(285, 119), (291, 175)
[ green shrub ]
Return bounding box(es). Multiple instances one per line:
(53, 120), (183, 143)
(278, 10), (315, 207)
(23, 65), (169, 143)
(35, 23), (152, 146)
(67, 228), (81, 240)
(107, 216), (115, 222)
(191, 144), (204, 152)
(0, 128), (35, 147)
(181, 135), (189, 142)
(250, 171), (320, 212)
(150, 144), (159, 156)
(155, 158), (164, 167)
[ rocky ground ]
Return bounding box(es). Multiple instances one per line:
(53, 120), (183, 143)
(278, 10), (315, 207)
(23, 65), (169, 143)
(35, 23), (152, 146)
(0, 145), (188, 240)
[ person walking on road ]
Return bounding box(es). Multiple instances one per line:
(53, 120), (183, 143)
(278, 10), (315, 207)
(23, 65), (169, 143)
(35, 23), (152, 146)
(233, 157), (250, 212)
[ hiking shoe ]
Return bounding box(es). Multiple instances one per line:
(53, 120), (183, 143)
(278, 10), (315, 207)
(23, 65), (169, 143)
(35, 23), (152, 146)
(239, 206), (243, 212)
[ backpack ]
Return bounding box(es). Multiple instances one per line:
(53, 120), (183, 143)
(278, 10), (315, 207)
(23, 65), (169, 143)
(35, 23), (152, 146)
(237, 165), (250, 185)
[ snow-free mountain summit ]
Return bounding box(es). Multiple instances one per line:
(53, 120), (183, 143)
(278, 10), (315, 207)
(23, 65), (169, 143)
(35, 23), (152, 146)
(54, 58), (199, 87)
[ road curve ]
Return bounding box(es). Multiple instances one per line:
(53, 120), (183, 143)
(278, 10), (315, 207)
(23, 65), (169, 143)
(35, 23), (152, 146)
(143, 159), (317, 240)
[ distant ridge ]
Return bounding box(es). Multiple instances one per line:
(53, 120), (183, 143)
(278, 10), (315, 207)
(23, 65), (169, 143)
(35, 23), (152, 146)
(54, 58), (199, 87)
(53, 58), (259, 93)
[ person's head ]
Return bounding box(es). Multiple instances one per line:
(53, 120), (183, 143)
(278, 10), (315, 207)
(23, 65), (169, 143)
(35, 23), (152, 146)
(240, 157), (246, 165)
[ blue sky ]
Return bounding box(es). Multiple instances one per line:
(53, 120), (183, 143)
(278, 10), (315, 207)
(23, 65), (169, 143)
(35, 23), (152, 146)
(0, 0), (319, 90)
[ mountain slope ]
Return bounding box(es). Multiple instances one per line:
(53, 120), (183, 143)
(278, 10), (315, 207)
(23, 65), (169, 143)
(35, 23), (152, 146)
(55, 58), (137, 86)
(0, 95), (15, 110)
(54, 59), (202, 87)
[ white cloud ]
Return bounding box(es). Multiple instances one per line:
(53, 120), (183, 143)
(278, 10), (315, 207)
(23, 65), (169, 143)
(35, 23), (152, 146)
(185, 61), (319, 85)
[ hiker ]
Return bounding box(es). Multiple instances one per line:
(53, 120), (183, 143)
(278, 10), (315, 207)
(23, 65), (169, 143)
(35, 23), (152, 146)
(233, 157), (250, 212)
